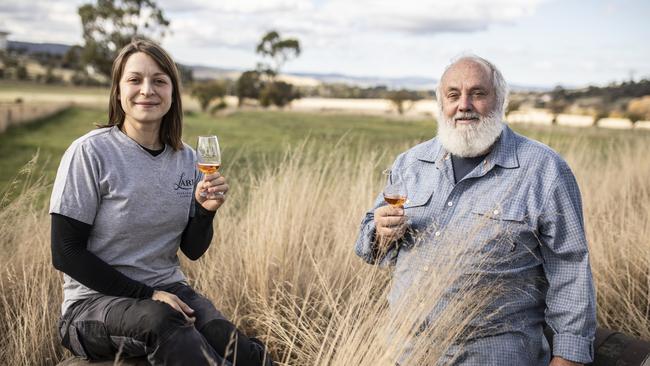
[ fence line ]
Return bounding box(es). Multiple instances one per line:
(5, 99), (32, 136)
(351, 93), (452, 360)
(0, 102), (72, 134)
(507, 109), (650, 130)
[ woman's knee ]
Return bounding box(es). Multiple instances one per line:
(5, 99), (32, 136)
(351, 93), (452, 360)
(132, 300), (189, 342)
(200, 319), (273, 366)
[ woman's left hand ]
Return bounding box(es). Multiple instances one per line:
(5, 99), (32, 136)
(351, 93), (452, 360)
(195, 172), (229, 211)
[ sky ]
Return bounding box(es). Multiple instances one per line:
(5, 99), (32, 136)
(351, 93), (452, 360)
(1, 0), (649, 88)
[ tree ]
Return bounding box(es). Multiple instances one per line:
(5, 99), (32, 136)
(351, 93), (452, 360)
(78, 0), (170, 77)
(252, 31), (301, 108)
(255, 30), (301, 79)
(62, 45), (84, 70)
(506, 98), (523, 115)
(626, 96), (650, 122)
(387, 89), (422, 115)
(259, 81), (300, 108)
(236, 70), (263, 106)
(16, 65), (28, 80)
(44, 66), (62, 84)
(176, 63), (193, 85)
(191, 81), (227, 112)
(548, 86), (568, 124)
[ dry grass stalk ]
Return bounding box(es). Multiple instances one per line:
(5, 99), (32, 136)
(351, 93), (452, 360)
(0, 136), (649, 365)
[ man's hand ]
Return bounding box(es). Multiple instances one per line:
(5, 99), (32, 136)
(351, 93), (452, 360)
(196, 172), (229, 211)
(374, 205), (407, 250)
(549, 356), (583, 366)
(152, 290), (195, 324)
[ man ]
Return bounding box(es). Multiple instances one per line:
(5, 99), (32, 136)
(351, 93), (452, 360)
(354, 55), (596, 365)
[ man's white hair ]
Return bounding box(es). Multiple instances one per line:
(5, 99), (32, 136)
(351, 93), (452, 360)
(435, 54), (510, 117)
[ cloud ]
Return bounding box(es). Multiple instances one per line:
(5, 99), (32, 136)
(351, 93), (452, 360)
(319, 0), (545, 34)
(1, 0), (84, 43)
(156, 0), (549, 58)
(2, 0), (546, 46)
(1, 0), (564, 84)
(160, 0), (312, 15)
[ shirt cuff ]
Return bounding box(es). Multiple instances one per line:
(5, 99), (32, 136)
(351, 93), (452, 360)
(553, 333), (594, 364)
(195, 200), (217, 218)
(354, 222), (399, 267)
(354, 222), (377, 263)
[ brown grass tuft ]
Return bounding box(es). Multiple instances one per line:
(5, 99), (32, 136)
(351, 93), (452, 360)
(0, 135), (649, 365)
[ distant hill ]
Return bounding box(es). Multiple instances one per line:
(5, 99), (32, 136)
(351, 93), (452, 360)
(8, 41), (70, 56)
(189, 64), (546, 92)
(187, 63), (438, 90)
(6, 40), (546, 91)
(292, 72), (438, 90)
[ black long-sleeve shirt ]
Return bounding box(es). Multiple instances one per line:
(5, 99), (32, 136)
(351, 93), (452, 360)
(51, 200), (216, 299)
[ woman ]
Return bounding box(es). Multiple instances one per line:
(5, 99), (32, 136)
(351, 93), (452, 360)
(50, 39), (271, 366)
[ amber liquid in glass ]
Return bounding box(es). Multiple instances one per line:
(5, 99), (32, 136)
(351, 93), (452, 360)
(384, 194), (406, 207)
(197, 163), (221, 174)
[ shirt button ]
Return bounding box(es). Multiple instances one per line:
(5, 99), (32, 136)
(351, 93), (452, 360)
(423, 265), (430, 271)
(434, 231), (441, 237)
(493, 209), (499, 215)
(447, 201), (453, 207)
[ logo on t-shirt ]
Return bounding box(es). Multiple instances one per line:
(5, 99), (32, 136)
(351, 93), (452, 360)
(174, 172), (194, 198)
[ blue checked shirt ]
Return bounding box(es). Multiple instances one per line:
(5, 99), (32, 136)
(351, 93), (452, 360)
(355, 125), (596, 365)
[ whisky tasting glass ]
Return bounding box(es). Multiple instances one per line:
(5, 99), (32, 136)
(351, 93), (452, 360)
(382, 169), (408, 207)
(196, 135), (222, 197)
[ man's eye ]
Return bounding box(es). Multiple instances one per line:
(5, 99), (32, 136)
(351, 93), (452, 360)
(447, 93), (459, 99)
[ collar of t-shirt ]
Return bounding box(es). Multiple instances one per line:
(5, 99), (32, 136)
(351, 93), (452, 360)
(451, 153), (488, 184)
(140, 144), (165, 157)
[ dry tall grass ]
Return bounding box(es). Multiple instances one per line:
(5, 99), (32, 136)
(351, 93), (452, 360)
(0, 134), (649, 365)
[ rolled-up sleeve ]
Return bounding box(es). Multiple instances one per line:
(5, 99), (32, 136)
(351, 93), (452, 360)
(538, 165), (597, 364)
(355, 154), (413, 267)
(354, 192), (399, 266)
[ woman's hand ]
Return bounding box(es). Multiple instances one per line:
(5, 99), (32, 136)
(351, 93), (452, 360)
(152, 290), (195, 323)
(195, 172), (229, 211)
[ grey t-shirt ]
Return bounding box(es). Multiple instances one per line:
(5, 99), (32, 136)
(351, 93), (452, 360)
(50, 126), (198, 314)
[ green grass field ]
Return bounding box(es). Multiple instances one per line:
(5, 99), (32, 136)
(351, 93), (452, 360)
(2, 105), (649, 198)
(0, 107), (436, 195)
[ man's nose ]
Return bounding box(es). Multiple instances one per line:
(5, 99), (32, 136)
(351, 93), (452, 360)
(458, 94), (473, 112)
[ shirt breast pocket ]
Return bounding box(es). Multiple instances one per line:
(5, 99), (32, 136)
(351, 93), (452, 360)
(469, 204), (534, 258)
(403, 184), (435, 244)
(400, 186), (433, 250)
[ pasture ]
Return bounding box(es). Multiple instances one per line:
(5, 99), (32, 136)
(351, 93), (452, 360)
(0, 105), (648, 365)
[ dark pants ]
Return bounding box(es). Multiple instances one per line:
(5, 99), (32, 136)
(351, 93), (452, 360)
(58, 283), (272, 366)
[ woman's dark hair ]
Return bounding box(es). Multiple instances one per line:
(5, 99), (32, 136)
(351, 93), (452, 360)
(103, 38), (184, 150)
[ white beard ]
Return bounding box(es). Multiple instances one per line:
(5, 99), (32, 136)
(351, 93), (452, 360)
(437, 110), (504, 158)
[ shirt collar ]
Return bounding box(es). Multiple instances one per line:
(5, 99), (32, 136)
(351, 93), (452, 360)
(415, 138), (442, 163)
(417, 123), (520, 169)
(488, 124), (519, 169)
